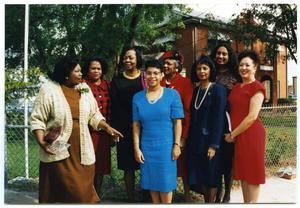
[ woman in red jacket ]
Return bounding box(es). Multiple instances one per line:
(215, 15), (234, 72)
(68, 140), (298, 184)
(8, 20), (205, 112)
(83, 56), (112, 197)
(160, 50), (193, 202)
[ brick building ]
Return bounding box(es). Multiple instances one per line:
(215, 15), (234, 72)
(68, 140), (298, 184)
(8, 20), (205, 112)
(174, 14), (287, 104)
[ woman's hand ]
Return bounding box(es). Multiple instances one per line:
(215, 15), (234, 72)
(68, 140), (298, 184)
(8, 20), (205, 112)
(98, 120), (123, 142)
(33, 129), (56, 155)
(207, 147), (216, 160)
(172, 144), (181, 160)
(105, 126), (124, 142)
(39, 141), (56, 155)
(134, 148), (145, 164)
(224, 133), (235, 143)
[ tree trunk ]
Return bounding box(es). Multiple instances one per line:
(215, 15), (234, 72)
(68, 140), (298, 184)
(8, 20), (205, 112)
(127, 5), (143, 47)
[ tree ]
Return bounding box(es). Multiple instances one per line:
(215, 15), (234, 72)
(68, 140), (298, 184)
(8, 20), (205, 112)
(5, 67), (43, 104)
(5, 5), (25, 69)
(230, 4), (297, 63)
(5, 5), (42, 106)
(5, 4), (191, 77)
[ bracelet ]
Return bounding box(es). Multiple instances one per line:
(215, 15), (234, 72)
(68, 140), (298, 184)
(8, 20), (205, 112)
(173, 142), (180, 146)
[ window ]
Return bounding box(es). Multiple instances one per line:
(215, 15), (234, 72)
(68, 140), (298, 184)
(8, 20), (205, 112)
(263, 80), (271, 102)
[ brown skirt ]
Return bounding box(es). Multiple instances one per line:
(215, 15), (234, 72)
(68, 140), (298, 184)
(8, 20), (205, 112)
(39, 120), (100, 203)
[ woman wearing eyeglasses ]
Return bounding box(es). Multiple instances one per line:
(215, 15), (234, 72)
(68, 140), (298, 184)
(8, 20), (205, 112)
(132, 59), (183, 203)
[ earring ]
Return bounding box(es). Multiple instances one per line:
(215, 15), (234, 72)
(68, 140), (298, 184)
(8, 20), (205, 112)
(65, 77), (69, 80)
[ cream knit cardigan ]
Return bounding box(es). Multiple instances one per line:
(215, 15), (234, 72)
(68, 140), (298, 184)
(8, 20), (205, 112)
(30, 80), (104, 165)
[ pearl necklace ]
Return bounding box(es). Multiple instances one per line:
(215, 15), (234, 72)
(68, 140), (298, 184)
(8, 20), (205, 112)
(194, 82), (212, 110)
(146, 87), (163, 104)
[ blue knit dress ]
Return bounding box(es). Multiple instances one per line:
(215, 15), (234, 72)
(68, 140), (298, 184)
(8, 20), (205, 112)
(132, 88), (184, 192)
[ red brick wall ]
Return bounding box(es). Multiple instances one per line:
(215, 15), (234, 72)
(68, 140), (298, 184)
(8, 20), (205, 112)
(176, 25), (194, 78)
(176, 25), (208, 78)
(175, 22), (286, 104)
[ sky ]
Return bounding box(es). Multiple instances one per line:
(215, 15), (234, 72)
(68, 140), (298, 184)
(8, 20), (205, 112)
(189, 3), (250, 20)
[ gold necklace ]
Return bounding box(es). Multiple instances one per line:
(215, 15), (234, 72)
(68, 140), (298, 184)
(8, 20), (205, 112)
(123, 69), (141, 80)
(146, 87), (163, 104)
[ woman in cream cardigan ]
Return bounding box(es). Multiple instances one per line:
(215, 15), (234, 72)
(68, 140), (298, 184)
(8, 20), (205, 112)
(30, 56), (123, 203)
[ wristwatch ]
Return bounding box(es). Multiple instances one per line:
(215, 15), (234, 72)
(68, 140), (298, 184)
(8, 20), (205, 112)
(173, 142), (180, 146)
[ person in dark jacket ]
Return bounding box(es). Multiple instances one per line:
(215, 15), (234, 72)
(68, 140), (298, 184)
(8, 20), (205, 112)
(187, 55), (227, 203)
(210, 43), (239, 203)
(110, 47), (146, 202)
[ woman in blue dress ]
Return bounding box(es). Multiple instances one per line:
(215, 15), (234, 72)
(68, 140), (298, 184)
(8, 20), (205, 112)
(187, 55), (227, 203)
(132, 59), (184, 203)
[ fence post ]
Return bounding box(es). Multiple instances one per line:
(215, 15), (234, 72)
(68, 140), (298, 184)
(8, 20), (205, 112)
(24, 4), (30, 179)
(4, 115), (8, 188)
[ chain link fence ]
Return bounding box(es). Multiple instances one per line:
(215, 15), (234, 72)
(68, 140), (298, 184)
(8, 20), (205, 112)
(5, 101), (297, 200)
(260, 104), (297, 177)
(5, 96), (142, 201)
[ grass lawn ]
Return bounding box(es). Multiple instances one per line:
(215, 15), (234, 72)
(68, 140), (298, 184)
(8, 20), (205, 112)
(6, 136), (39, 180)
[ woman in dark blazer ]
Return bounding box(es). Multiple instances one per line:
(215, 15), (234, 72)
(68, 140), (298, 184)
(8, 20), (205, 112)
(210, 43), (239, 203)
(187, 55), (227, 203)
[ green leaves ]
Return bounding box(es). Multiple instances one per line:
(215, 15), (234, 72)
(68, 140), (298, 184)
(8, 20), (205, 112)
(5, 67), (43, 103)
(230, 4), (297, 63)
(6, 4), (190, 77)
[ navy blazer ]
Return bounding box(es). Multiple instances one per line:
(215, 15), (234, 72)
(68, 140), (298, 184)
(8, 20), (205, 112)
(187, 83), (227, 154)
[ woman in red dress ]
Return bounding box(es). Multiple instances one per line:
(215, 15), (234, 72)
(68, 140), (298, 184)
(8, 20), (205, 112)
(83, 56), (112, 197)
(225, 50), (266, 203)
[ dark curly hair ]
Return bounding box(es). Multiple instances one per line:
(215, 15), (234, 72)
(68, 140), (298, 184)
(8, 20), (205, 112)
(82, 56), (108, 78)
(191, 55), (216, 83)
(118, 46), (144, 71)
(238, 50), (260, 66)
(145, 59), (163, 72)
(210, 43), (239, 79)
(49, 56), (80, 84)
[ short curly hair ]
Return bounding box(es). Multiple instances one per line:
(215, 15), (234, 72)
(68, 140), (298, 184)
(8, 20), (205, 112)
(238, 50), (260, 66)
(49, 56), (80, 84)
(145, 59), (163, 72)
(191, 55), (216, 83)
(118, 46), (144, 71)
(82, 56), (108, 78)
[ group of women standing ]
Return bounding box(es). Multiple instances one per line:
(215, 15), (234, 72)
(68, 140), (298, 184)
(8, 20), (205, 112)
(30, 43), (266, 204)
(185, 45), (266, 203)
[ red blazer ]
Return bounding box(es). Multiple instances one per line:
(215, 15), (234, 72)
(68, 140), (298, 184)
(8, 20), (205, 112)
(84, 79), (111, 124)
(161, 73), (193, 139)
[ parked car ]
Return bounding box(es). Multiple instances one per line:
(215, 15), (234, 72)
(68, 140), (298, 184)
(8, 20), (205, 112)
(288, 94), (297, 100)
